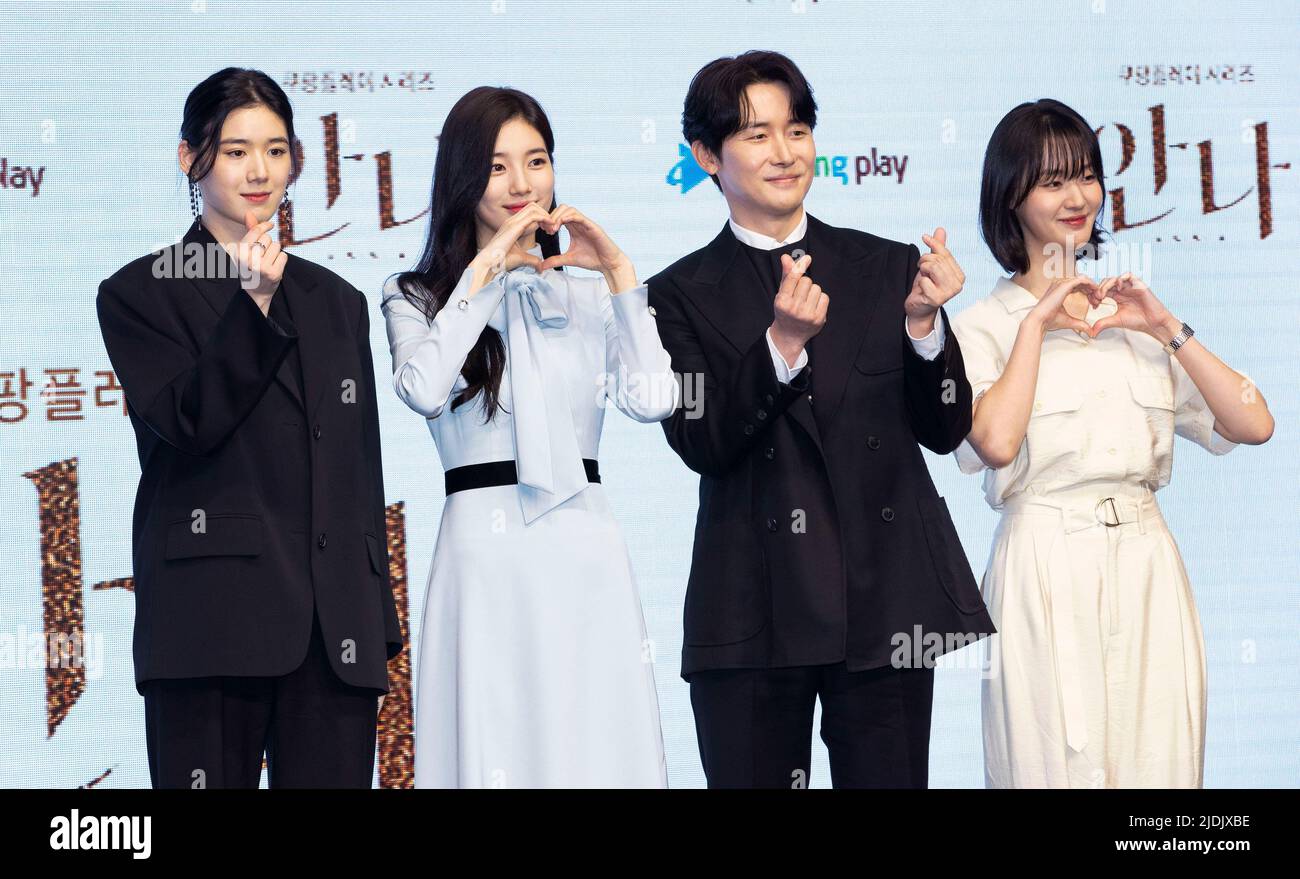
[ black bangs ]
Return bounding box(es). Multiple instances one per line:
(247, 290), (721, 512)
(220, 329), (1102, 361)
(1015, 123), (1102, 207)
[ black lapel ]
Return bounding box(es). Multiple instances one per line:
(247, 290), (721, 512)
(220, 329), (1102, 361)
(673, 220), (824, 455)
(679, 221), (771, 354)
(181, 219), (307, 412)
(278, 256), (325, 418)
(668, 215), (890, 446)
(800, 215), (885, 437)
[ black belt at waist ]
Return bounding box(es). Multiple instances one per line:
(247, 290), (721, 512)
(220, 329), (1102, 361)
(444, 459), (601, 496)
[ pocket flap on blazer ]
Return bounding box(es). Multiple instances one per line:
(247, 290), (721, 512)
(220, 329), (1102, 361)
(854, 358), (904, 376)
(164, 514), (263, 560)
(854, 338), (905, 375)
(365, 532), (385, 576)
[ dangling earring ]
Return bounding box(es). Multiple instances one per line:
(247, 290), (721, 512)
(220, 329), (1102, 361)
(281, 188), (290, 209)
(189, 181), (202, 218)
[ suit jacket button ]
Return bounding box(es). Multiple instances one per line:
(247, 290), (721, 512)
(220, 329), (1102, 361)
(867, 435), (880, 450)
(764, 393), (775, 407)
(755, 409), (767, 421)
(764, 447), (775, 460)
(766, 518), (778, 532)
(743, 423), (755, 436)
(880, 507), (895, 522)
(313, 424), (322, 440)
(317, 532), (328, 549)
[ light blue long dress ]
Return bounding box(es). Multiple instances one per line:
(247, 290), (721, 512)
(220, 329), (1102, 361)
(381, 246), (677, 788)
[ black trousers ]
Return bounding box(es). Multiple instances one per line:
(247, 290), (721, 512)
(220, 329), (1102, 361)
(688, 662), (935, 789)
(142, 607), (382, 789)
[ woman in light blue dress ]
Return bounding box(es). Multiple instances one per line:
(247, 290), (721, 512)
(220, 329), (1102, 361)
(381, 87), (677, 788)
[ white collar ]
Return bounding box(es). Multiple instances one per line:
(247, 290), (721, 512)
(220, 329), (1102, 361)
(991, 277), (1039, 313)
(990, 275), (1118, 324)
(729, 210), (808, 250)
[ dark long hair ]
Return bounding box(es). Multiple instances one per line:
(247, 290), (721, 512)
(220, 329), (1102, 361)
(979, 98), (1106, 274)
(180, 67), (303, 185)
(392, 87), (562, 421)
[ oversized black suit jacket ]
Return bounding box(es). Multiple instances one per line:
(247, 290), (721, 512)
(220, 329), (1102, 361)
(96, 219), (403, 695)
(646, 214), (995, 679)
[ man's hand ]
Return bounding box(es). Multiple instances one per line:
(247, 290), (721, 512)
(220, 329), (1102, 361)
(904, 227), (964, 337)
(769, 253), (828, 368)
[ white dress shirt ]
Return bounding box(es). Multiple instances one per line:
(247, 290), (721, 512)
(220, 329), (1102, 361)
(728, 209), (946, 384)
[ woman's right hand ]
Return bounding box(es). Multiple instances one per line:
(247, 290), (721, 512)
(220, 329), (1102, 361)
(238, 212), (288, 314)
(469, 202), (550, 292)
(1027, 275), (1097, 337)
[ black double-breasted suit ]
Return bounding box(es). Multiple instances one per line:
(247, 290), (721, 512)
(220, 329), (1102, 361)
(646, 214), (995, 780)
(647, 213), (995, 786)
(96, 219), (403, 702)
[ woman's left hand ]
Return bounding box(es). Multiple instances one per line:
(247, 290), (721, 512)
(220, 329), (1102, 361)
(537, 205), (630, 278)
(1087, 273), (1180, 342)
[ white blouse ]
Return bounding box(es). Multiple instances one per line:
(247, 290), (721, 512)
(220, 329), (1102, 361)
(950, 277), (1237, 510)
(380, 248), (678, 523)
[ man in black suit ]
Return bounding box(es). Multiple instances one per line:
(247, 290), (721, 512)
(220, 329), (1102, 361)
(647, 51), (994, 788)
(97, 213), (403, 788)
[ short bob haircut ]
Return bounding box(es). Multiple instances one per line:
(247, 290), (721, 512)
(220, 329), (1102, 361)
(979, 98), (1106, 274)
(682, 50), (818, 192)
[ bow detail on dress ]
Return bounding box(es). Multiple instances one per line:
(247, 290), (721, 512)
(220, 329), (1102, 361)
(486, 266), (587, 524)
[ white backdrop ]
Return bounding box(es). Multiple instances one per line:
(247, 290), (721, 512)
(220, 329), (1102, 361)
(0, 0), (1295, 787)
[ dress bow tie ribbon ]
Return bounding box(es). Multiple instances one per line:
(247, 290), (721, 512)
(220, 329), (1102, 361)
(485, 266), (587, 524)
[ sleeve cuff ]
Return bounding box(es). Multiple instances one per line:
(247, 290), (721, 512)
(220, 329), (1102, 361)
(610, 281), (651, 318)
(438, 267), (506, 329)
(766, 328), (808, 383)
(904, 314), (945, 361)
(1194, 408), (1240, 456)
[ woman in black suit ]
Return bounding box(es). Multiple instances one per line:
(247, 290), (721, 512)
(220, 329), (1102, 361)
(95, 67), (402, 789)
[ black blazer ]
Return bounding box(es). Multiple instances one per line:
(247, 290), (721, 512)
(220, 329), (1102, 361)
(96, 219), (402, 695)
(646, 214), (995, 679)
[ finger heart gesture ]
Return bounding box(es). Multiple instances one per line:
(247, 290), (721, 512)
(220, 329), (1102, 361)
(905, 227), (965, 320)
(537, 205), (626, 275)
(1031, 274), (1098, 336)
(1086, 273), (1174, 339)
(772, 252), (829, 344)
(238, 210), (287, 301)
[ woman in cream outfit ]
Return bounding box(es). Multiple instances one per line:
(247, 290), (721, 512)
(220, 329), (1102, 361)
(951, 99), (1274, 788)
(381, 87), (677, 788)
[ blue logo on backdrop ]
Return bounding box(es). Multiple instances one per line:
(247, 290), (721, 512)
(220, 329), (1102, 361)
(666, 144), (709, 194)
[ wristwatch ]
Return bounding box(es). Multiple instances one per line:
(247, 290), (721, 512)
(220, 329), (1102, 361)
(1162, 321), (1194, 355)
